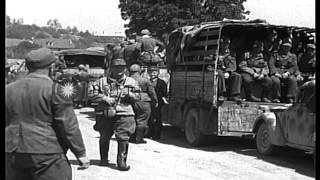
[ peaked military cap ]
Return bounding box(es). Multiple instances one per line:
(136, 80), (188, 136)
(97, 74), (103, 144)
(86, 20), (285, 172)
(111, 58), (127, 66)
(25, 48), (57, 68)
(306, 43), (316, 49)
(147, 66), (159, 72)
(281, 43), (292, 47)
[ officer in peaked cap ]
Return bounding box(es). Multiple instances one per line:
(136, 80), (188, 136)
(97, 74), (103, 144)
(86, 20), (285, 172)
(128, 64), (157, 144)
(94, 58), (141, 171)
(6, 48), (89, 180)
(269, 42), (299, 103)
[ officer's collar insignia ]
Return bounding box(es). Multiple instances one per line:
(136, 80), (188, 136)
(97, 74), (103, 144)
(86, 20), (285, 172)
(60, 82), (76, 99)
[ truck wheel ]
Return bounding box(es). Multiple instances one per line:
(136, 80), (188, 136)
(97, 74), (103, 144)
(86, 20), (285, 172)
(256, 122), (274, 155)
(185, 108), (206, 146)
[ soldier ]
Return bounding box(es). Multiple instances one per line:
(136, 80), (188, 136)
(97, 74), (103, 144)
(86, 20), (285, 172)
(137, 29), (165, 67)
(93, 58), (140, 171)
(128, 64), (158, 143)
(124, 36), (141, 66)
(269, 43), (300, 103)
(297, 43), (316, 84)
(74, 64), (90, 107)
(239, 40), (273, 102)
(263, 29), (279, 62)
(6, 48), (89, 180)
(216, 36), (242, 101)
(5, 61), (11, 85)
(147, 66), (168, 140)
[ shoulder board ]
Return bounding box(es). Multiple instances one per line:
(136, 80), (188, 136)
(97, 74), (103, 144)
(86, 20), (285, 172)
(52, 81), (76, 104)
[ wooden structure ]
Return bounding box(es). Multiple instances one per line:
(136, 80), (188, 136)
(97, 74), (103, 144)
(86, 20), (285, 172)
(166, 19), (315, 148)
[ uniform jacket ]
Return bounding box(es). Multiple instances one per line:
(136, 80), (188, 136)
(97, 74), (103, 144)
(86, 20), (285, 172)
(217, 49), (237, 72)
(96, 75), (141, 116)
(5, 72), (86, 157)
(239, 52), (269, 75)
(298, 53), (316, 75)
(269, 52), (299, 75)
(138, 36), (164, 53)
(130, 73), (158, 104)
(151, 78), (167, 106)
(124, 43), (141, 66)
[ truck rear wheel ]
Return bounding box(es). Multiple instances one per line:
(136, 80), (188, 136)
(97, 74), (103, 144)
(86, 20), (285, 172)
(256, 122), (274, 155)
(185, 108), (206, 146)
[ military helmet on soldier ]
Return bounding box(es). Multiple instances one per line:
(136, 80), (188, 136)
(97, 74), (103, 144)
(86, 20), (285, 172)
(141, 29), (151, 35)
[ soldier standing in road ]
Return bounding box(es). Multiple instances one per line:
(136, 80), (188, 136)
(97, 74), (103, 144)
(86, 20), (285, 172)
(269, 42), (301, 103)
(239, 40), (273, 102)
(216, 36), (242, 101)
(75, 64), (90, 107)
(5, 48), (89, 180)
(128, 64), (158, 143)
(147, 66), (168, 140)
(93, 58), (141, 171)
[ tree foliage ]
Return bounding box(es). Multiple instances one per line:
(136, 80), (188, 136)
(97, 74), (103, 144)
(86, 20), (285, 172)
(119, 0), (250, 39)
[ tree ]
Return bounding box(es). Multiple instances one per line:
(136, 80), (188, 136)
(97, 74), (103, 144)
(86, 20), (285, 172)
(34, 31), (52, 39)
(46, 19), (62, 30)
(6, 15), (11, 26)
(118, 0), (250, 39)
(71, 26), (79, 35)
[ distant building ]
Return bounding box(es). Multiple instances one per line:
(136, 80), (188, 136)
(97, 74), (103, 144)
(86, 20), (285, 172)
(33, 38), (75, 51)
(5, 38), (24, 58)
(94, 36), (125, 45)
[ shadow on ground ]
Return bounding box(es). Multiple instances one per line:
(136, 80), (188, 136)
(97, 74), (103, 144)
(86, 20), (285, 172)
(155, 125), (315, 178)
(76, 107), (315, 178)
(69, 159), (119, 170)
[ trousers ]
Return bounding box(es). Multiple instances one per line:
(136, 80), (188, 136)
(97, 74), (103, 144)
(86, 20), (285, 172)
(5, 152), (71, 180)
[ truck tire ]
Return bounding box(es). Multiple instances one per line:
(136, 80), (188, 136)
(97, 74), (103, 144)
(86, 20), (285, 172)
(256, 122), (274, 155)
(185, 108), (206, 146)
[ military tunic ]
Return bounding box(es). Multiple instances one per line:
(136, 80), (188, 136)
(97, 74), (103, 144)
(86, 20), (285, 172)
(6, 72), (86, 180)
(149, 77), (168, 139)
(130, 73), (157, 132)
(216, 49), (242, 97)
(269, 52), (299, 100)
(239, 52), (272, 99)
(298, 53), (316, 82)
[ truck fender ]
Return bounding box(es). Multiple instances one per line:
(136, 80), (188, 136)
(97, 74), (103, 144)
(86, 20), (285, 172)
(253, 112), (286, 146)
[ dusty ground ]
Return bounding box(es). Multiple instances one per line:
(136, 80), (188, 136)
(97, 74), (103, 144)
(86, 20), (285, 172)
(67, 107), (315, 180)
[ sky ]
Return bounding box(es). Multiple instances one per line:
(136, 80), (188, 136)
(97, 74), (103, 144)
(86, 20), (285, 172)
(6, 0), (315, 36)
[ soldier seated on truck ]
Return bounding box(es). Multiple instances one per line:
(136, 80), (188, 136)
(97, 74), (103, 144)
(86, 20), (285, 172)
(268, 42), (302, 103)
(216, 36), (242, 102)
(297, 43), (316, 84)
(239, 40), (273, 102)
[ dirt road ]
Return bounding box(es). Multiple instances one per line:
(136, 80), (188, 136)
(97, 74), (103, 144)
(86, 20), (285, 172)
(67, 107), (315, 180)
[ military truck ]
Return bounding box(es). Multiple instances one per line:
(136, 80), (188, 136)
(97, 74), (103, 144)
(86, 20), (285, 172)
(165, 19), (315, 156)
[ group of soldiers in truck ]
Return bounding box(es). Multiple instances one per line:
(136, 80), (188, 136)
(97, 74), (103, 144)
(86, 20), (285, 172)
(215, 29), (315, 103)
